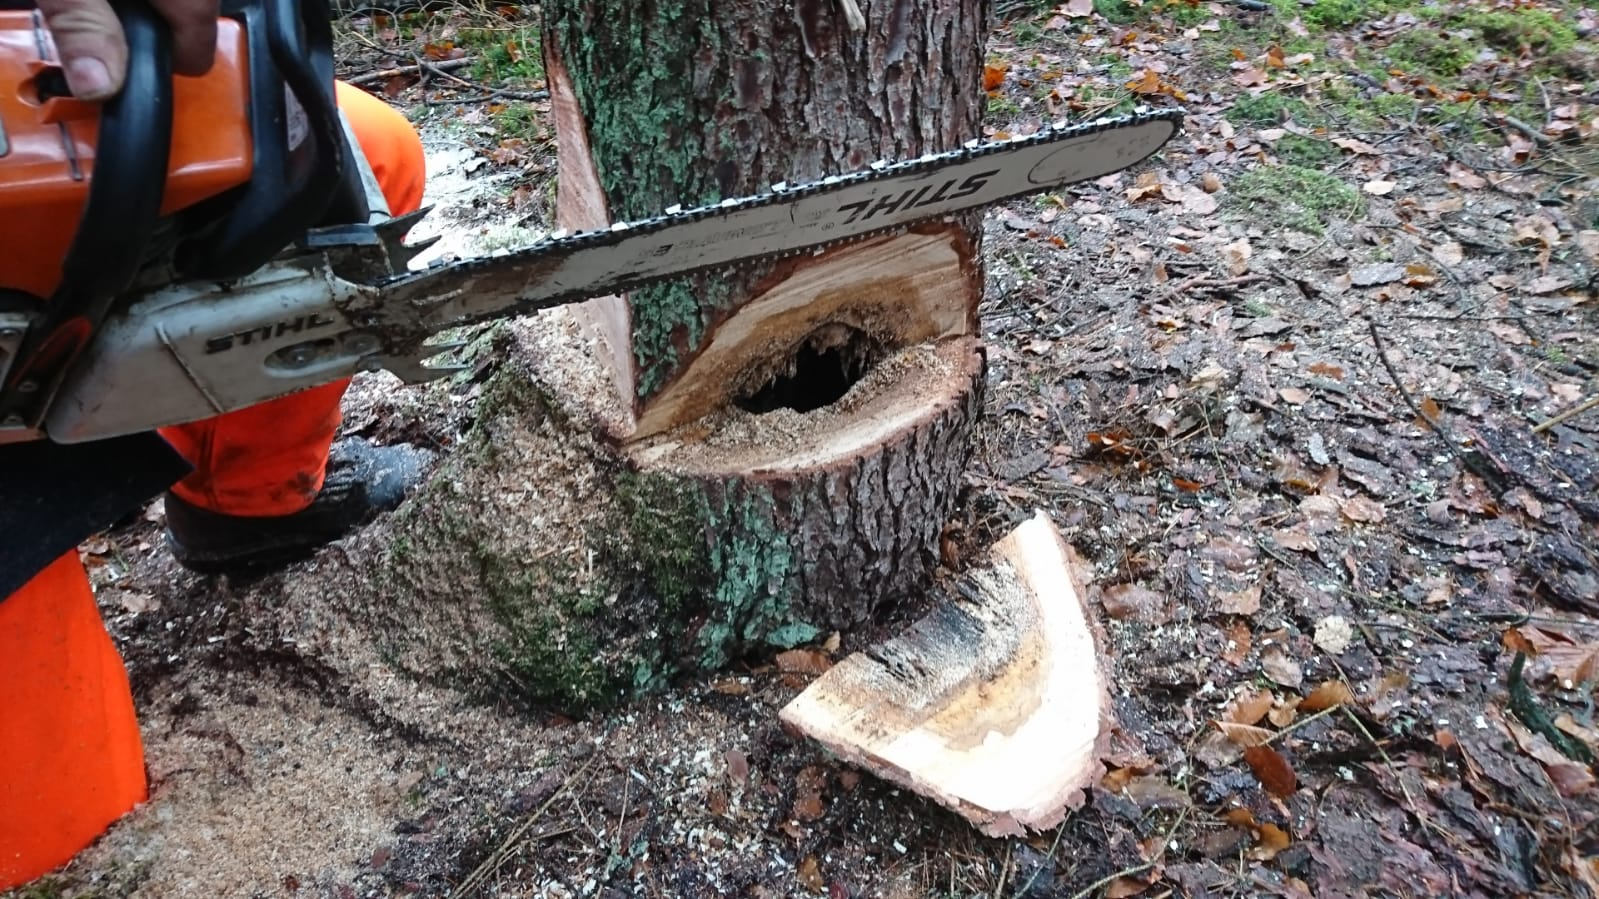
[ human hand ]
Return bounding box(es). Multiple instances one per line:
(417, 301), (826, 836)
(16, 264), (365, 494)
(35, 0), (220, 101)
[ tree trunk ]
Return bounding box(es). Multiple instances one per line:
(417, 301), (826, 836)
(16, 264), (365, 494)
(540, 0), (992, 659)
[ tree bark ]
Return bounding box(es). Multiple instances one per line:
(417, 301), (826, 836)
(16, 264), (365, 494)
(541, 0), (992, 657)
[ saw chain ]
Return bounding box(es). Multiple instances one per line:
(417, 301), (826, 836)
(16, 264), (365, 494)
(34, 106), (1183, 445)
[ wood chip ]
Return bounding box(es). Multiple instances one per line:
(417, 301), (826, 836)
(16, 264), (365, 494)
(779, 511), (1112, 837)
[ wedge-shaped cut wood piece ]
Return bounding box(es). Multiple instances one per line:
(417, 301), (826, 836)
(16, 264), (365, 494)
(779, 510), (1112, 837)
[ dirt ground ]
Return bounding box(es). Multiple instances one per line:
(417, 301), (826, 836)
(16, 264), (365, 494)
(10, 1), (1599, 897)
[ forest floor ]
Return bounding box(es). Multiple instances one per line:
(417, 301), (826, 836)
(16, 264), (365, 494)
(10, 0), (1599, 897)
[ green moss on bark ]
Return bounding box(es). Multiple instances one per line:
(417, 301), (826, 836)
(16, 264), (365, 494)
(544, 1), (737, 396)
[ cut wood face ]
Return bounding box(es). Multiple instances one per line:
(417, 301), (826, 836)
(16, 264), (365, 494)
(778, 511), (1113, 837)
(628, 336), (980, 476)
(627, 226), (976, 443)
(547, 51), (633, 420)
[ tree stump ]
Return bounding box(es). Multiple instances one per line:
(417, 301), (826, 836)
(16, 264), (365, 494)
(540, 0), (993, 661)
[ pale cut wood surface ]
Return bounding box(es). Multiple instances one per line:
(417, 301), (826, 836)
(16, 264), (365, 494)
(779, 510), (1114, 837)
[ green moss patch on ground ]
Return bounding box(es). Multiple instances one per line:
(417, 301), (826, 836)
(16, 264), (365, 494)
(1225, 163), (1364, 235)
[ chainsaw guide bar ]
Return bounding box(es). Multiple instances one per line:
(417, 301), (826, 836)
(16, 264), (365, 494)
(39, 106), (1183, 444)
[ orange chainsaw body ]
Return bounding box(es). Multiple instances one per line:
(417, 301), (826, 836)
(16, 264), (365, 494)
(0, 10), (255, 300)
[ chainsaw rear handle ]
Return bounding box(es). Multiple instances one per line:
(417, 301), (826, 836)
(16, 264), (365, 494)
(52, 0), (173, 310)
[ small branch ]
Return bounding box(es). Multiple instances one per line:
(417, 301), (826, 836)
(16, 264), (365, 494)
(1531, 394), (1599, 435)
(448, 755), (596, 899)
(1492, 113), (1554, 148)
(1366, 321), (1474, 474)
(1164, 272), (1270, 298)
(347, 57), (470, 86)
(418, 59), (549, 102)
(1063, 807), (1190, 899)
(1507, 651), (1598, 765)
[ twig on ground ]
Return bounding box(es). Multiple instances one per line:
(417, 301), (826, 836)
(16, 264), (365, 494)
(992, 842), (1012, 899)
(1064, 807), (1190, 899)
(1493, 114), (1554, 148)
(1531, 394), (1599, 435)
(1163, 272), (1270, 298)
(1507, 651), (1598, 765)
(1336, 706), (1442, 838)
(418, 59), (550, 102)
(449, 755), (597, 898)
(1009, 820), (1069, 899)
(347, 57), (470, 86)
(1367, 321), (1475, 475)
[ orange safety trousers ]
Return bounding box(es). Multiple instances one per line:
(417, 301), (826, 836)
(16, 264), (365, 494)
(0, 81), (425, 890)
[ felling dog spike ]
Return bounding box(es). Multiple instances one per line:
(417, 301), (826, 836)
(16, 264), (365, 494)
(369, 352), (465, 384)
(373, 206), (434, 238)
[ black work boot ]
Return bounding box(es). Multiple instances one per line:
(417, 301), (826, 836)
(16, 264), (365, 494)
(164, 437), (436, 575)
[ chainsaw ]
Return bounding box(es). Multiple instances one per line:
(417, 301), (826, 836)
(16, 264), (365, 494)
(0, 0), (1180, 591)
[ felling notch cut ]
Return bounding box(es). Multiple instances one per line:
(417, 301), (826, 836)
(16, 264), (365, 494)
(779, 510), (1114, 837)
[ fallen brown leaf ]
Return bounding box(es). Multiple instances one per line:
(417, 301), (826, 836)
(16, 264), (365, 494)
(1334, 137), (1380, 155)
(1526, 275), (1573, 295)
(1217, 721), (1274, 747)
(1262, 645), (1304, 688)
(1227, 688), (1276, 726)
(1340, 495), (1387, 523)
(1271, 528), (1318, 552)
(1102, 583), (1171, 624)
(798, 855), (823, 892)
(1129, 69), (1163, 94)
(1267, 697), (1298, 727)
(1432, 240), (1464, 265)
(1446, 161), (1486, 190)
(725, 749), (750, 783)
(776, 649), (833, 675)
(1244, 745), (1297, 797)
(1216, 584), (1262, 615)
(1105, 877), (1151, 899)
(793, 793), (825, 821)
(1403, 262), (1437, 288)
(1251, 822), (1292, 861)
(1298, 680), (1355, 712)
(1223, 238), (1252, 276)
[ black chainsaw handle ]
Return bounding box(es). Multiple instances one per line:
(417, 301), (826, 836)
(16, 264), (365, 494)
(49, 0), (172, 311)
(175, 0), (349, 281)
